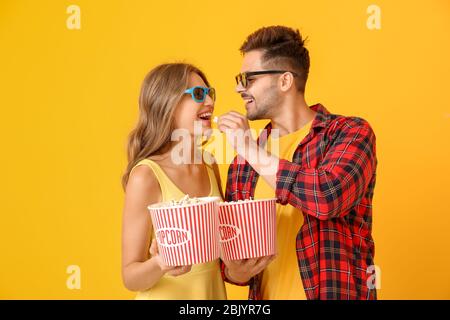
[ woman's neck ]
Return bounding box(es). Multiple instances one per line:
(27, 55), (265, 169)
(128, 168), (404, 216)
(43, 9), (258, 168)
(156, 139), (204, 167)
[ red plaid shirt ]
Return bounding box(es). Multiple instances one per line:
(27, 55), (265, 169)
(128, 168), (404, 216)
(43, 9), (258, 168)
(222, 104), (377, 300)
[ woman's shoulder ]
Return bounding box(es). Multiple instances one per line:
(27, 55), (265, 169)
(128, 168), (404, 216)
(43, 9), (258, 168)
(126, 163), (162, 203)
(128, 164), (158, 189)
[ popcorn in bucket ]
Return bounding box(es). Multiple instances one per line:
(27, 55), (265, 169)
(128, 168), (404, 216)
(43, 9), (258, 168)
(148, 196), (221, 266)
(218, 198), (277, 260)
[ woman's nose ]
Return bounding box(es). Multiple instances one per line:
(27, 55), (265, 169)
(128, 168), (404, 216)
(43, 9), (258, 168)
(204, 93), (214, 105)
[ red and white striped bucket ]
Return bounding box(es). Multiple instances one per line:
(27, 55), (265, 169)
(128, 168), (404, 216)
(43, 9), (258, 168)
(218, 198), (277, 260)
(148, 196), (220, 266)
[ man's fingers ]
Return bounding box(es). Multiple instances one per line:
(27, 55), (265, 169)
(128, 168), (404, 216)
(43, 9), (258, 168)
(219, 112), (248, 124)
(226, 257), (260, 269)
(224, 255), (276, 281)
(220, 113), (246, 126)
(227, 111), (247, 120)
(223, 259), (243, 268)
(251, 255), (277, 275)
(262, 254), (277, 265)
(227, 258), (257, 272)
(222, 112), (242, 121)
(218, 118), (238, 130)
(242, 258), (260, 268)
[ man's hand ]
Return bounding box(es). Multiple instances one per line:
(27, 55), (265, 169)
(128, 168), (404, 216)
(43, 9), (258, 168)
(217, 111), (256, 156)
(217, 111), (251, 133)
(223, 255), (277, 284)
(217, 111), (279, 185)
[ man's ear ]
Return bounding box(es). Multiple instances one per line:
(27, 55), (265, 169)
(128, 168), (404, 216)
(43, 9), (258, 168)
(279, 72), (294, 92)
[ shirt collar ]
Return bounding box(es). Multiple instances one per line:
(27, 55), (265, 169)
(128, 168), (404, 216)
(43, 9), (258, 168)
(261, 103), (331, 137)
(309, 103), (332, 129)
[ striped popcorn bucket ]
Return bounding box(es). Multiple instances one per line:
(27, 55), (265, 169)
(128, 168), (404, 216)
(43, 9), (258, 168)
(218, 198), (277, 260)
(148, 196), (220, 266)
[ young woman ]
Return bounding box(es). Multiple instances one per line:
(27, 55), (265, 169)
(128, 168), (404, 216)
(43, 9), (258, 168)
(121, 63), (226, 299)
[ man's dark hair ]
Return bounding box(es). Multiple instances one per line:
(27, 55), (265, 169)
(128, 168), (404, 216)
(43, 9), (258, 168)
(240, 25), (310, 92)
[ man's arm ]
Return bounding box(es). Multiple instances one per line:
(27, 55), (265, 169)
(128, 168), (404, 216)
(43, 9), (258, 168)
(274, 122), (376, 220)
(219, 113), (376, 220)
(220, 141), (277, 286)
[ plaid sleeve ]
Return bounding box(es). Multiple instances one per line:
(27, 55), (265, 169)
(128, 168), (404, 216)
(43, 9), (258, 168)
(276, 119), (376, 220)
(225, 160), (235, 202)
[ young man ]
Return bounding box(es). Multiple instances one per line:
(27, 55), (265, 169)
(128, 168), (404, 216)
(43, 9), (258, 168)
(218, 26), (377, 300)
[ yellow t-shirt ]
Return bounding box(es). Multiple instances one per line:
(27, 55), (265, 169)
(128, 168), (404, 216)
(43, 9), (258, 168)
(129, 158), (227, 300)
(255, 120), (313, 300)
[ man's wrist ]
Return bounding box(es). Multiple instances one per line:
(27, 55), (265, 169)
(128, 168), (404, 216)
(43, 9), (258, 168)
(235, 138), (258, 162)
(224, 266), (250, 285)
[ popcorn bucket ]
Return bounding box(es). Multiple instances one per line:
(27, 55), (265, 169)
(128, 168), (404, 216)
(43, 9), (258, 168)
(148, 196), (220, 266)
(218, 198), (277, 260)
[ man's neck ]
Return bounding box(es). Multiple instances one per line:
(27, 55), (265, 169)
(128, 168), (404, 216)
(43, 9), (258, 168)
(270, 95), (317, 136)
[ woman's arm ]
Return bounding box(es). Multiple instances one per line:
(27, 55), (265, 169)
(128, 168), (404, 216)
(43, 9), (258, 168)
(121, 165), (190, 292)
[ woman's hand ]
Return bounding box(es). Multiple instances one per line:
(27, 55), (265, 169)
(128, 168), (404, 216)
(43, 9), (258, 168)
(149, 239), (192, 276)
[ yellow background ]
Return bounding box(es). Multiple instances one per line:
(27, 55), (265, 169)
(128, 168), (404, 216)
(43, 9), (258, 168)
(1, 0), (449, 299)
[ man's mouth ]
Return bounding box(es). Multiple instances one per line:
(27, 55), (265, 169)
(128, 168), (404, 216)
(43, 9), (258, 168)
(241, 94), (255, 106)
(243, 97), (254, 108)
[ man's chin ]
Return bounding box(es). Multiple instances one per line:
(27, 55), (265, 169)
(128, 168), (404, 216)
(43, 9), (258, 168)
(247, 112), (267, 121)
(246, 105), (270, 121)
(246, 110), (259, 121)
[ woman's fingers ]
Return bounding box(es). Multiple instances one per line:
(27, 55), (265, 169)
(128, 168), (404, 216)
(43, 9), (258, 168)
(149, 239), (158, 257)
(150, 240), (192, 277)
(166, 265), (192, 277)
(181, 265), (192, 273)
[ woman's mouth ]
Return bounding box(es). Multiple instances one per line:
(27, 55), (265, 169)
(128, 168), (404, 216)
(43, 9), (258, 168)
(197, 111), (212, 126)
(197, 111), (212, 121)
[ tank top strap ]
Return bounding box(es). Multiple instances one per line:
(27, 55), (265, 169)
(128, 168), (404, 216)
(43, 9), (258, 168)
(130, 159), (185, 202)
(203, 152), (222, 199)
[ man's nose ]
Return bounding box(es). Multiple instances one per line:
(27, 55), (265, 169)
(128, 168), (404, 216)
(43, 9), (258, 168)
(235, 81), (245, 93)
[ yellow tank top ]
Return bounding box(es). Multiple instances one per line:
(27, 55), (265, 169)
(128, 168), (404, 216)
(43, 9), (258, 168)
(255, 120), (313, 300)
(129, 157), (227, 300)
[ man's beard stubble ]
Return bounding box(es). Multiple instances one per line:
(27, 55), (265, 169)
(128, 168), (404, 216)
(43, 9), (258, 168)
(246, 83), (281, 121)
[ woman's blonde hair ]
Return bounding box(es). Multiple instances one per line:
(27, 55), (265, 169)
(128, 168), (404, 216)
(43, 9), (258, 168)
(122, 63), (211, 190)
